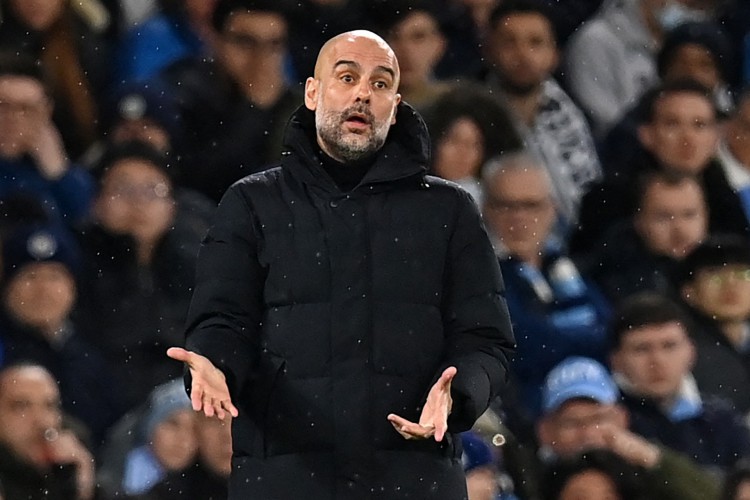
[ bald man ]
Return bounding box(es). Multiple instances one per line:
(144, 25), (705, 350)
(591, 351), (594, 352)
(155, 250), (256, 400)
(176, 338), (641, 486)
(168, 30), (514, 499)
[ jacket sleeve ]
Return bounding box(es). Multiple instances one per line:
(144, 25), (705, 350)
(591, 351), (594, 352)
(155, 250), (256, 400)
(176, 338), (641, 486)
(183, 184), (265, 397)
(442, 189), (516, 432)
(644, 447), (720, 500)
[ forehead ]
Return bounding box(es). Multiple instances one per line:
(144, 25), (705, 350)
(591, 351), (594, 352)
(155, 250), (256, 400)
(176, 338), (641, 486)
(0, 367), (58, 401)
(494, 12), (553, 36)
(103, 158), (169, 183)
(0, 75), (45, 99)
(324, 36), (398, 75)
(622, 321), (688, 344)
(224, 10), (287, 35)
(654, 91), (715, 117)
(642, 179), (702, 203)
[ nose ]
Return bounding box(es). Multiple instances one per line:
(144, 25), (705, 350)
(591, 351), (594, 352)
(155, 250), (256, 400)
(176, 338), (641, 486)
(355, 80), (371, 103)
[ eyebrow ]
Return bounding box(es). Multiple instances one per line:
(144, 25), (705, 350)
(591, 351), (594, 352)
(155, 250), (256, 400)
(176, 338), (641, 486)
(333, 60), (396, 80)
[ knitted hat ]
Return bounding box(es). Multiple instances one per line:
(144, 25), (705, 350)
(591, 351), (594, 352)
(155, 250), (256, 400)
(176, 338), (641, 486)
(140, 379), (192, 443)
(2, 223), (81, 283)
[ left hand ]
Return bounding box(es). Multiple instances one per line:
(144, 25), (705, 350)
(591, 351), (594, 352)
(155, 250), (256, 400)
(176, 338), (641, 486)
(387, 366), (456, 442)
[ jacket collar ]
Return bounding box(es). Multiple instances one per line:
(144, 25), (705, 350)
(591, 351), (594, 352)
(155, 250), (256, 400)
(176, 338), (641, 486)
(280, 102), (430, 193)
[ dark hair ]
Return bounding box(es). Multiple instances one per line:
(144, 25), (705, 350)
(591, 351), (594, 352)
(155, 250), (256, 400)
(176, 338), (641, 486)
(608, 292), (691, 352)
(657, 21), (732, 82)
(368, 0), (443, 36)
(489, 0), (557, 43)
(636, 79), (717, 125)
(633, 168), (705, 211)
(676, 234), (750, 287)
(424, 84), (523, 175)
(212, 0), (287, 32)
(0, 50), (49, 92)
(543, 449), (647, 500)
(93, 140), (174, 184)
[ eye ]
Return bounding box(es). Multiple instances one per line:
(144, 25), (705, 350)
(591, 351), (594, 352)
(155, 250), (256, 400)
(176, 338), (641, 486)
(341, 74), (354, 83)
(373, 80), (388, 89)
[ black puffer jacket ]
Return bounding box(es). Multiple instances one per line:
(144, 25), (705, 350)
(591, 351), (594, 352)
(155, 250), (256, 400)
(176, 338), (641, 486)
(184, 103), (515, 499)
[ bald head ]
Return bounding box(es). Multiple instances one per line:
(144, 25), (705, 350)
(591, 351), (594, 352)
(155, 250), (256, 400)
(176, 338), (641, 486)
(313, 30), (400, 89)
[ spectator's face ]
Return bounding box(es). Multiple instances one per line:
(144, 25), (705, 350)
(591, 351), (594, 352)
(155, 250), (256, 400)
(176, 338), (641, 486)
(537, 400), (626, 458)
(487, 12), (557, 94)
(682, 265), (750, 322)
(725, 96), (750, 163)
(482, 166), (556, 262)
(386, 11), (445, 88)
(151, 409), (198, 471)
(633, 178), (707, 259)
(94, 159), (175, 250)
(638, 92), (718, 174)
(4, 262), (75, 333)
(736, 480), (750, 500)
(195, 413), (233, 476)
(610, 321), (695, 402)
(558, 469), (621, 500)
(0, 76), (50, 159)
(0, 366), (62, 467)
(465, 467), (498, 500)
(305, 33), (401, 163)
(662, 44), (721, 90)
(433, 117), (485, 181)
(9, 0), (65, 31)
(219, 11), (287, 85)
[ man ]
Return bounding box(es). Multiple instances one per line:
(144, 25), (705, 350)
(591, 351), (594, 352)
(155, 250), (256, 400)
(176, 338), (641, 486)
(717, 87), (750, 236)
(534, 356), (719, 500)
(0, 52), (94, 227)
(0, 363), (95, 499)
(168, 30), (515, 499)
(575, 169), (709, 304)
(483, 0), (601, 230)
(609, 291), (750, 471)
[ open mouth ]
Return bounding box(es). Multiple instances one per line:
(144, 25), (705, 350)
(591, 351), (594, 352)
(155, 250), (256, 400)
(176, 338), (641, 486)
(344, 112), (371, 127)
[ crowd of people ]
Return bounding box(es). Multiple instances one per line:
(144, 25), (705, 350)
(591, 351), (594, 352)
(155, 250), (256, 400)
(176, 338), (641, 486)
(0, 0), (750, 498)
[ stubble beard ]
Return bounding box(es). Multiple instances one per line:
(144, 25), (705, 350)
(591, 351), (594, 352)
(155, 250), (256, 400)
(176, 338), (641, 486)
(316, 104), (392, 163)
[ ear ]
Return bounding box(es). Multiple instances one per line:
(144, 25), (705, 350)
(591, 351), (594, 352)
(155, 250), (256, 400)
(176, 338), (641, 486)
(536, 417), (553, 447)
(390, 94), (402, 125)
(609, 351), (622, 374)
(637, 123), (654, 151)
(612, 404), (628, 428)
(680, 283), (697, 306)
(304, 77), (319, 111)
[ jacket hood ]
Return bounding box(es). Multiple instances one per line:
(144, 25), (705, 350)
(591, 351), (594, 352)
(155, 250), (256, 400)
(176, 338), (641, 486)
(280, 102), (430, 191)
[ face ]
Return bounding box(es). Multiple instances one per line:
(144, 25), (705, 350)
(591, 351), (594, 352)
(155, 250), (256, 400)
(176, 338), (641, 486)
(488, 12), (558, 94)
(538, 400), (627, 458)
(482, 166), (556, 262)
(94, 158), (175, 246)
(219, 11), (288, 84)
(386, 11), (445, 88)
(4, 262), (75, 332)
(682, 265), (750, 322)
(0, 76), (50, 159)
(638, 92), (718, 174)
(433, 117), (485, 180)
(736, 481), (750, 500)
(305, 32), (401, 163)
(195, 413), (233, 476)
(0, 366), (62, 467)
(633, 178), (707, 259)
(9, 0), (65, 31)
(610, 322), (695, 402)
(151, 409), (198, 471)
(558, 469), (622, 500)
(663, 44), (721, 90)
(726, 96), (750, 164)
(465, 467), (498, 500)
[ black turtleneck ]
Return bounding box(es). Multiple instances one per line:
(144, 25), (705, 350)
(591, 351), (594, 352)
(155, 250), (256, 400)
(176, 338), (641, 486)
(318, 149), (375, 192)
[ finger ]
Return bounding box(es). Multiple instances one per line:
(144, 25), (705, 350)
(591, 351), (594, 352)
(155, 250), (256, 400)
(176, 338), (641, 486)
(166, 347), (192, 365)
(190, 383), (204, 412)
(387, 414), (434, 439)
(203, 395), (215, 417)
(222, 399), (239, 418)
(434, 420), (448, 442)
(438, 366), (457, 388)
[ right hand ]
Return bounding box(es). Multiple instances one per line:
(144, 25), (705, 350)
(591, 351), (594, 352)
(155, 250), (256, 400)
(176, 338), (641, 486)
(166, 347), (239, 419)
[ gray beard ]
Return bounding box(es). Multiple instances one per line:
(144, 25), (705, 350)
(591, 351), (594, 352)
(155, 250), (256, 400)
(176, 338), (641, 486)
(315, 106), (389, 163)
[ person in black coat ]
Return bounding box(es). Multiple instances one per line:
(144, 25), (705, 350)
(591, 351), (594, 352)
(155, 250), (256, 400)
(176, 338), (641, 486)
(167, 29), (515, 499)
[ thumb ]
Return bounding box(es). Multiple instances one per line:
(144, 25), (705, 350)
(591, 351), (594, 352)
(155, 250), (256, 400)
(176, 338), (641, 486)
(166, 347), (193, 365)
(439, 366), (457, 388)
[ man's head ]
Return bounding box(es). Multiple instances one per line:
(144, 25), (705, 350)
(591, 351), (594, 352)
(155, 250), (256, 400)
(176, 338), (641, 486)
(537, 357), (626, 459)
(213, 0), (289, 88)
(2, 224), (80, 334)
(0, 52), (52, 159)
(725, 88), (750, 166)
(381, 4), (446, 91)
(305, 30), (401, 163)
(141, 380), (197, 472)
(0, 363), (62, 468)
(481, 152), (557, 262)
(637, 79), (719, 174)
(486, 0), (558, 95)
(678, 235), (750, 323)
(609, 292), (696, 403)
(632, 169), (708, 260)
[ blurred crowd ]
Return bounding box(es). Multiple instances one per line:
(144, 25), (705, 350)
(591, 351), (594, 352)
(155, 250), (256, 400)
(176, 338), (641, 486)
(0, 0), (750, 498)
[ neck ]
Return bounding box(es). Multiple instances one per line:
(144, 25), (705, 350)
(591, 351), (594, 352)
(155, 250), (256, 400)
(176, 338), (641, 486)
(240, 75), (285, 108)
(504, 87), (541, 127)
(720, 320), (749, 350)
